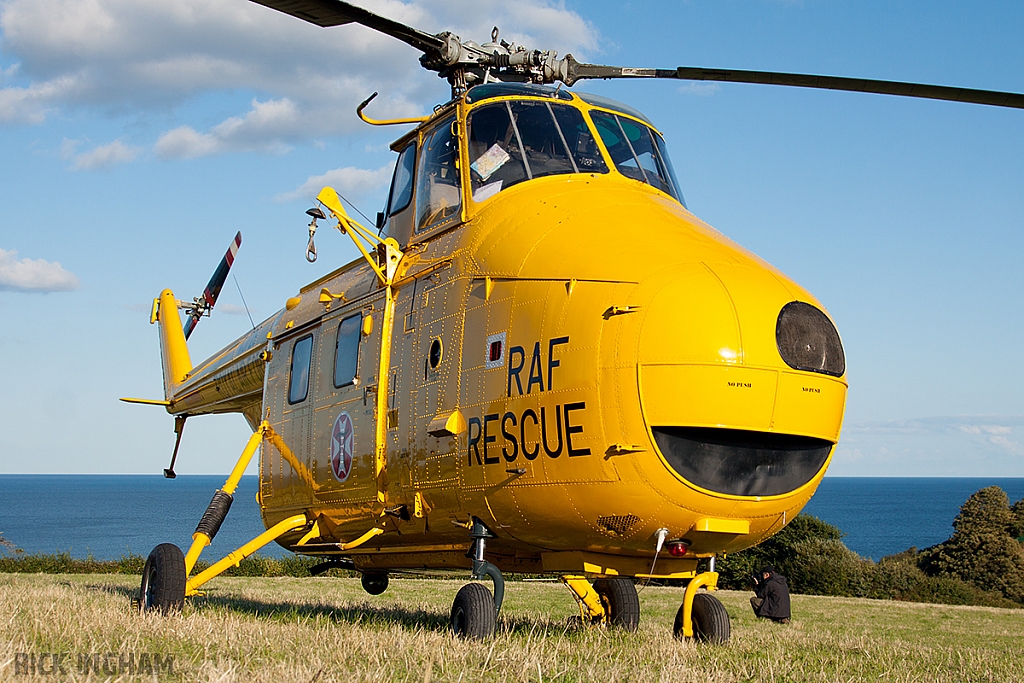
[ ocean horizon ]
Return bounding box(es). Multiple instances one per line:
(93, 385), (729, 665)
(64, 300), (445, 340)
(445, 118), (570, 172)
(1, 475), (1023, 562)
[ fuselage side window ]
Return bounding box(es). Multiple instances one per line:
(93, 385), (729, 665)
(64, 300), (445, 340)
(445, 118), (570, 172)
(288, 334), (313, 404)
(415, 118), (462, 233)
(468, 100), (606, 203)
(333, 314), (362, 388)
(590, 110), (683, 203)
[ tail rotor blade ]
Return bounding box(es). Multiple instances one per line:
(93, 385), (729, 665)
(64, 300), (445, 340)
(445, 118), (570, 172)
(182, 309), (200, 341)
(184, 231), (243, 340)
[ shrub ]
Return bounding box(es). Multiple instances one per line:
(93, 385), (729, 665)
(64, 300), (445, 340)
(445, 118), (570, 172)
(0, 532), (20, 556)
(0, 552), (146, 575)
(867, 549), (1016, 608)
(717, 509), (1023, 609)
(0, 552), (342, 577)
(919, 486), (1024, 602)
(786, 538), (869, 597)
(717, 514), (845, 590)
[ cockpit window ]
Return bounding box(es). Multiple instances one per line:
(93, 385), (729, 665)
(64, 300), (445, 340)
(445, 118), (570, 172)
(590, 110), (684, 204)
(386, 143), (416, 219)
(467, 100), (607, 203)
(415, 118), (462, 232)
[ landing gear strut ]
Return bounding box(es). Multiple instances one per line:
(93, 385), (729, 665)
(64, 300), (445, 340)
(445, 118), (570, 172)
(450, 517), (505, 639)
(673, 559), (731, 644)
(561, 575), (640, 630)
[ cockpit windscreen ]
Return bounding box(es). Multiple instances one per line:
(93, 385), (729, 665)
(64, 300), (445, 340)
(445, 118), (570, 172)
(590, 110), (685, 205)
(467, 101), (608, 203)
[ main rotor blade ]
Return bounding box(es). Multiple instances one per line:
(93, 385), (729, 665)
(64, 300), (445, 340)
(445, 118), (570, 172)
(566, 60), (1024, 110)
(183, 231), (243, 341)
(247, 0), (445, 55)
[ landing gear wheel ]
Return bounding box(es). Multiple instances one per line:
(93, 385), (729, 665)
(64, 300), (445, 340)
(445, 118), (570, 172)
(593, 577), (640, 631)
(360, 571), (389, 595)
(450, 583), (496, 640)
(675, 592), (731, 644)
(139, 543), (186, 615)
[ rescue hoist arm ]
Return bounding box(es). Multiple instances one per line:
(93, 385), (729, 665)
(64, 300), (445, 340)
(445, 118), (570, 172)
(313, 186), (403, 287)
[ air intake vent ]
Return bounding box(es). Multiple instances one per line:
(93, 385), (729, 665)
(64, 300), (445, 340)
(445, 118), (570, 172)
(597, 514), (641, 536)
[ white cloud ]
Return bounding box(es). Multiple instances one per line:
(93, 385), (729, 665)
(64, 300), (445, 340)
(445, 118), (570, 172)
(155, 98), (299, 159)
(831, 415), (1024, 476)
(217, 303), (252, 316)
(0, 75), (78, 123)
(0, 248), (79, 292)
(152, 126), (219, 160)
(70, 139), (140, 169)
(958, 424), (1011, 436)
(989, 435), (1024, 457)
(276, 164), (394, 203)
(678, 82), (720, 97)
(61, 136), (142, 169)
(0, 0), (601, 151)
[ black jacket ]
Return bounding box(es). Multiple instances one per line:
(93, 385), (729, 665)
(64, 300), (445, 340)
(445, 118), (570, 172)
(754, 573), (791, 620)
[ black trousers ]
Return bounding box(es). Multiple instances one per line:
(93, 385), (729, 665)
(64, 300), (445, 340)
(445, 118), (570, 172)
(750, 596), (790, 623)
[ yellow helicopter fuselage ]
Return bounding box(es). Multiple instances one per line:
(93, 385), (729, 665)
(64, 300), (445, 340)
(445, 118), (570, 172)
(156, 85), (847, 580)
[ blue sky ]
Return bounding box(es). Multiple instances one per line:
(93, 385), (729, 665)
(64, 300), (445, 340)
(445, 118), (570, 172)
(0, 0), (1021, 476)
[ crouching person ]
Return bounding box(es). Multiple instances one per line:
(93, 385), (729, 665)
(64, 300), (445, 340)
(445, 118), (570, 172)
(750, 564), (791, 624)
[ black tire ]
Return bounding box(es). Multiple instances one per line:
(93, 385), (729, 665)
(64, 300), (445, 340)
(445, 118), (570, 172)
(593, 577), (640, 631)
(361, 571), (389, 596)
(450, 583), (496, 639)
(675, 592), (731, 644)
(139, 543), (186, 615)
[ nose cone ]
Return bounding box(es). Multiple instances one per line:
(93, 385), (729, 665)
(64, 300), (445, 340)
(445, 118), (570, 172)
(636, 261), (847, 496)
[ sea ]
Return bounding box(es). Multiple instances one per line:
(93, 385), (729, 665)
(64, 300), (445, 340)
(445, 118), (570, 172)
(1, 475), (1023, 562)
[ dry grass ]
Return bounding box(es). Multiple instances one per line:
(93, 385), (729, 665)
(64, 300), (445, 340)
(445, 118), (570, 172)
(1, 573), (1023, 682)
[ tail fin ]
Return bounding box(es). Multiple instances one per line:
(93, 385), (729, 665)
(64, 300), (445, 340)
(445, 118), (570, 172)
(154, 289), (193, 401)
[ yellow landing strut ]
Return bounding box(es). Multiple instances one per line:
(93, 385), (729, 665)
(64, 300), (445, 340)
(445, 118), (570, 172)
(186, 514), (308, 596)
(182, 423), (268, 577)
(560, 575), (607, 623)
(180, 420), (385, 597)
(561, 569), (721, 637)
(677, 570), (720, 638)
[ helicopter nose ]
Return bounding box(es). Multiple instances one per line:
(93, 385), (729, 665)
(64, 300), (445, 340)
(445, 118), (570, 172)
(634, 262), (846, 497)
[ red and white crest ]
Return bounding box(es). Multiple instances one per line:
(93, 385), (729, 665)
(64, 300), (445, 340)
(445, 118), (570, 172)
(330, 411), (354, 482)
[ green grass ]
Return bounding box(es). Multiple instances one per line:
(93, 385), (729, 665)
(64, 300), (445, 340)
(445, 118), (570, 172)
(2, 574), (1023, 682)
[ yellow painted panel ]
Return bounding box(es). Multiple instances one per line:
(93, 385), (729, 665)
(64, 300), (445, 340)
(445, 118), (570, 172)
(637, 264), (740, 366)
(704, 262), (798, 368)
(541, 550), (698, 578)
(772, 371), (847, 442)
(640, 364), (778, 430)
(692, 517), (750, 534)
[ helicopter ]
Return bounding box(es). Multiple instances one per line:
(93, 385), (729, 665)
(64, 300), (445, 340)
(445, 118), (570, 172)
(122, 0), (1024, 642)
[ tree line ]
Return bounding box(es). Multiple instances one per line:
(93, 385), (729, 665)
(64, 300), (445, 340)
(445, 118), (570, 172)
(716, 486), (1024, 608)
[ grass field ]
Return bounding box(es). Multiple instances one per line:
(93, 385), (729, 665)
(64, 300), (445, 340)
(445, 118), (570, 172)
(1, 573), (1022, 682)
